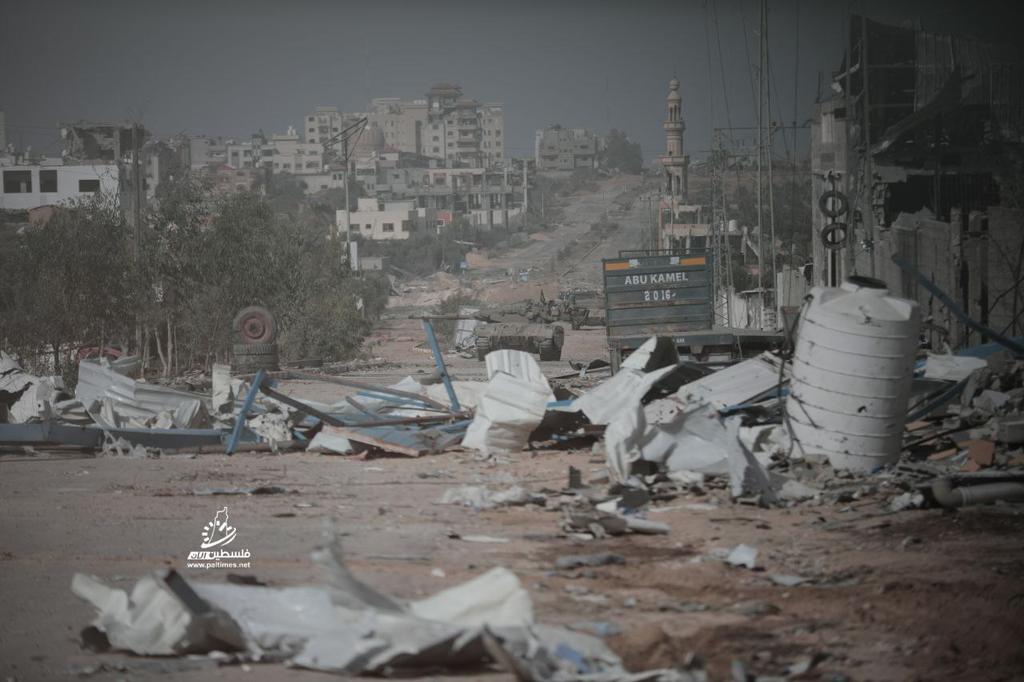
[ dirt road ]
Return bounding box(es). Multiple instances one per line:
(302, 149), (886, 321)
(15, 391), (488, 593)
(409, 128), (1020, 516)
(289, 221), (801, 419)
(3, 442), (1023, 681)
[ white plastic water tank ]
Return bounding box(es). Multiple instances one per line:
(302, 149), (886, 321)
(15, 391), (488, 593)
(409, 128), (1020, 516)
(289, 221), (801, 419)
(786, 276), (921, 471)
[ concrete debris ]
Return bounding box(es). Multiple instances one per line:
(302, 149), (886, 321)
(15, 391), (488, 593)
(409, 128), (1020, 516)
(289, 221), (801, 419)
(100, 433), (156, 458)
(440, 484), (545, 510)
(769, 574), (809, 587)
(995, 416), (1024, 444)
(725, 544), (758, 569)
(244, 411), (293, 446)
(888, 491), (925, 512)
(974, 389), (1010, 413)
(555, 553), (626, 569)
(455, 534), (510, 543)
(193, 485), (288, 495)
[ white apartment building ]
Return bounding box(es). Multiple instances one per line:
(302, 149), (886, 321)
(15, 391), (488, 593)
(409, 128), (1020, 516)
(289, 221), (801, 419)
(338, 197), (437, 241)
(224, 128), (323, 175)
(0, 161), (119, 210)
(304, 106), (345, 145)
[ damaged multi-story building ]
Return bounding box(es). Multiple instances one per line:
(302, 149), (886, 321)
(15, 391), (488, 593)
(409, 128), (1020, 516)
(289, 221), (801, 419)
(811, 16), (1024, 349)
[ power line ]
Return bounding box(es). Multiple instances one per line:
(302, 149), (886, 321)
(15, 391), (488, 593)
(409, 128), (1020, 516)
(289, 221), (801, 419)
(711, 0), (734, 138)
(738, 1), (759, 121)
(702, 2), (716, 131)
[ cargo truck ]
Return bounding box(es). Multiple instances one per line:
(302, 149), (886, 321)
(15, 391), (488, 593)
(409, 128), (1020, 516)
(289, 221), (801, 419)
(602, 250), (781, 372)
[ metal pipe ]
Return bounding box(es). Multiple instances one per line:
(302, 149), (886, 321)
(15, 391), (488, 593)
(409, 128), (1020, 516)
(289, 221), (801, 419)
(931, 478), (1024, 508)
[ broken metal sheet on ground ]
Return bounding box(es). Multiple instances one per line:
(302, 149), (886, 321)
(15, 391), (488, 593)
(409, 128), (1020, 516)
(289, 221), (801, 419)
(323, 420), (470, 457)
(484, 349), (555, 390)
(71, 570), (246, 656)
(0, 353), (70, 424)
(71, 546), (675, 679)
(463, 352), (554, 455)
(0, 420), (103, 448)
(76, 360), (212, 426)
(921, 354), (987, 382)
(211, 364), (235, 415)
(306, 428), (354, 454)
(425, 380), (489, 411)
(0, 420), (231, 450)
(605, 398), (782, 502)
(620, 336), (680, 372)
(408, 566), (533, 627)
(673, 352), (786, 411)
(454, 306), (481, 350)
(571, 363), (678, 426)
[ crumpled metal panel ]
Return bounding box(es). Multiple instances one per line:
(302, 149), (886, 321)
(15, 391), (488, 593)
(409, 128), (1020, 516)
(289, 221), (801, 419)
(76, 359), (210, 423)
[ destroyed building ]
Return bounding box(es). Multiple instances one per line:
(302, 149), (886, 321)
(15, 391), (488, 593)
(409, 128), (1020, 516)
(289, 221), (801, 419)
(811, 16), (1024, 349)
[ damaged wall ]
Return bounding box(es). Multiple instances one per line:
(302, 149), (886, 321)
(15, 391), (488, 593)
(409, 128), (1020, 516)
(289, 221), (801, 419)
(811, 14), (1024, 349)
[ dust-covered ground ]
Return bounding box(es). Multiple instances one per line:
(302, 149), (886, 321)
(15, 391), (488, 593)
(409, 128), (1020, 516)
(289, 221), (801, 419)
(3, 445), (1024, 681)
(3, 176), (1023, 681)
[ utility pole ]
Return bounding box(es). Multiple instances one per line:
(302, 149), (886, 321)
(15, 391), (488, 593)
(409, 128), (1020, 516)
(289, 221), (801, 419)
(861, 8), (875, 278)
(756, 0), (765, 304)
(343, 134), (351, 257)
(132, 123), (143, 356)
(321, 116), (367, 266)
(522, 160), (528, 215)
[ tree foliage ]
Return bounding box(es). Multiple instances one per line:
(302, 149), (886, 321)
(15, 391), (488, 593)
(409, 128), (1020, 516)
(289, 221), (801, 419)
(0, 175), (390, 378)
(601, 129), (643, 174)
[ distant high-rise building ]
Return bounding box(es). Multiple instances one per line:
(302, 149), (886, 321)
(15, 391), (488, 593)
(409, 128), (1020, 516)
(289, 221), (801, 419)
(303, 106), (345, 146)
(307, 84), (505, 171)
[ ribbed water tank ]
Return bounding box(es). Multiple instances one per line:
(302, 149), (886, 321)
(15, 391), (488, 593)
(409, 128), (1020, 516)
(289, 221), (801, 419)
(786, 276), (921, 472)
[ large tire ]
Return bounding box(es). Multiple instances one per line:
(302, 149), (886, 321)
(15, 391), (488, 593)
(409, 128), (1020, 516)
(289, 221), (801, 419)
(818, 190), (849, 219)
(233, 342), (277, 356)
(232, 341), (280, 373)
(475, 337), (491, 361)
(821, 222), (848, 251)
(232, 353), (279, 373)
(538, 339), (561, 361)
(233, 306), (277, 345)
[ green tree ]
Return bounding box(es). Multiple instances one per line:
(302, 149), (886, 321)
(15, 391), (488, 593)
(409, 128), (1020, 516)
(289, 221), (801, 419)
(601, 129), (643, 174)
(0, 195), (136, 376)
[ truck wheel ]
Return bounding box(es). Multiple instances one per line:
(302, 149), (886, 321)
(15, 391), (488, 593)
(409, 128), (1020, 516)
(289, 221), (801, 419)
(538, 339), (561, 361)
(232, 353), (279, 373)
(233, 306), (277, 345)
(475, 337), (491, 361)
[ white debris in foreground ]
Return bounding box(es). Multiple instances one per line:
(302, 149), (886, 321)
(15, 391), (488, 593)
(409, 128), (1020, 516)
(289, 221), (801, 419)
(71, 543), (697, 680)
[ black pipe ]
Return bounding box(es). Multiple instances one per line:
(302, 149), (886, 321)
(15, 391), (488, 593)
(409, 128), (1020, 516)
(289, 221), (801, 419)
(931, 477), (1024, 508)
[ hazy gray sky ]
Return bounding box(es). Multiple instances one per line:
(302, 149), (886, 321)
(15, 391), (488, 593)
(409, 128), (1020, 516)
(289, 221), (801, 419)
(1, 0), (1020, 163)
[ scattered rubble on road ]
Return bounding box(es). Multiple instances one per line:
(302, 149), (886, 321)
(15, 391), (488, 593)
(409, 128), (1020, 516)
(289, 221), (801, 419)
(6, 276), (1024, 679)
